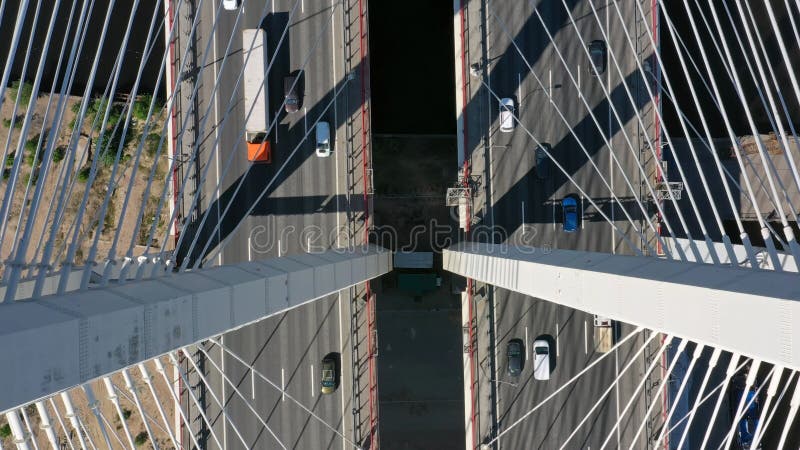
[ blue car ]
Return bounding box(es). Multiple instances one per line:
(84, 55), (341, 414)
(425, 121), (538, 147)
(730, 375), (761, 449)
(561, 196), (579, 232)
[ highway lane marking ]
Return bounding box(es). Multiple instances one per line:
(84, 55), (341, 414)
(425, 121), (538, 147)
(310, 364), (315, 397)
(517, 72), (521, 116)
(525, 326), (529, 361)
(581, 195), (585, 230)
(302, 0), (304, 13)
(331, 0), (341, 248)
(251, 368), (256, 400)
(272, 0), (275, 13)
(552, 200), (556, 231)
(584, 320), (588, 354)
(247, 236), (252, 261)
(281, 368), (286, 402)
(212, 0), (223, 267)
(304, 107), (308, 134)
(578, 64), (581, 90)
(615, 347), (621, 449)
(521, 201), (525, 234)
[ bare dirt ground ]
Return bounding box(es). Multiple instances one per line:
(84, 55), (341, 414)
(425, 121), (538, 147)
(0, 85), (177, 448)
(0, 88), (172, 280)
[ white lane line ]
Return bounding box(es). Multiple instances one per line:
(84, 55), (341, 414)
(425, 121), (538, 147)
(577, 64), (581, 90)
(247, 236), (252, 261)
(272, 0), (275, 13)
(304, 107), (308, 134)
(251, 369), (256, 400)
(549, 69), (553, 103)
(581, 195), (585, 230)
(525, 326), (529, 361)
(552, 200), (556, 231)
(278, 238), (282, 257)
(555, 322), (560, 357)
(310, 364), (315, 397)
(521, 201), (525, 234)
(584, 320), (588, 355)
(517, 72), (521, 115)
(615, 347), (621, 449)
(301, 0), (304, 13)
(281, 368), (286, 402)
(212, 0), (222, 267)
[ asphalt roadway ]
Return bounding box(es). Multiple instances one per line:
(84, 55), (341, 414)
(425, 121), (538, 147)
(172, 0), (370, 448)
(463, 0), (663, 448)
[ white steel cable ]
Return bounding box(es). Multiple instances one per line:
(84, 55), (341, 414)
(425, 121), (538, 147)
(206, 337), (365, 449)
(719, 363), (771, 450)
(87, 0), (163, 286)
(664, 0), (781, 266)
(163, 355), (224, 449)
(72, 0), (145, 289)
(47, 398), (75, 450)
(627, 338), (689, 450)
(60, 392), (88, 450)
(153, 357), (203, 450)
(175, 0), (314, 268)
(102, 377), (137, 449)
(121, 369), (160, 450)
(699, 353), (742, 448)
(775, 369), (800, 450)
(749, 366), (785, 449)
(558, 331), (659, 449)
(556, 0), (692, 259)
(482, 327), (644, 446)
(174, 349), (251, 450)
(33, 402), (59, 450)
(598, 333), (674, 450)
(185, 2), (345, 268)
(191, 346), (295, 450)
(723, 0), (800, 207)
(138, 363), (180, 450)
(81, 384), (113, 450)
(0, 0), (31, 130)
(604, 0), (730, 264)
(654, 343), (706, 446)
(703, 0), (800, 267)
(476, 70), (651, 257)
(140, 0), (301, 265)
(0, 0), (46, 282)
(149, 0), (299, 266)
(493, 6), (670, 259)
(53, 0), (121, 295)
(645, 0), (760, 265)
(19, 407), (39, 450)
(675, 347), (721, 449)
(5, 410), (31, 450)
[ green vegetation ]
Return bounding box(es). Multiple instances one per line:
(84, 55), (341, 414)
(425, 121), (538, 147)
(132, 94), (154, 121)
(70, 101), (81, 114)
(77, 166), (91, 182)
(24, 170), (38, 186)
(53, 146), (66, 163)
(134, 431), (148, 446)
(5, 154), (14, 168)
(145, 133), (161, 158)
(2, 118), (9, 128)
(0, 423), (11, 438)
(9, 80), (34, 106)
(121, 408), (132, 420)
(2, 169), (10, 180)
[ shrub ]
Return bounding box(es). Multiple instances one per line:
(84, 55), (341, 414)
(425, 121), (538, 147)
(132, 94), (153, 121)
(2, 169), (9, 180)
(2, 118), (10, 128)
(70, 102), (81, 114)
(0, 423), (10, 438)
(77, 166), (91, 182)
(24, 150), (38, 167)
(24, 134), (40, 155)
(9, 80), (34, 106)
(5, 154), (14, 167)
(134, 431), (148, 446)
(53, 146), (66, 163)
(24, 170), (38, 186)
(121, 408), (132, 420)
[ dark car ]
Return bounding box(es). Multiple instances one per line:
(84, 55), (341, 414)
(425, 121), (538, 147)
(562, 196), (579, 232)
(284, 75), (300, 113)
(588, 40), (607, 76)
(535, 143), (551, 179)
(320, 355), (338, 394)
(506, 339), (524, 376)
(730, 374), (762, 449)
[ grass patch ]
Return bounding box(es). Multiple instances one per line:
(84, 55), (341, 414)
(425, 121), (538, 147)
(24, 170), (38, 186)
(9, 79), (34, 106)
(121, 408), (132, 420)
(2, 118), (10, 128)
(2, 169), (9, 180)
(77, 166), (91, 182)
(5, 154), (15, 168)
(134, 432), (148, 446)
(53, 146), (66, 163)
(132, 94), (154, 121)
(0, 423), (10, 438)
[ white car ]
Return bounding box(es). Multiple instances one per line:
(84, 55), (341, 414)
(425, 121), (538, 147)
(222, 0), (240, 10)
(499, 97), (515, 133)
(532, 339), (551, 381)
(315, 122), (331, 157)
